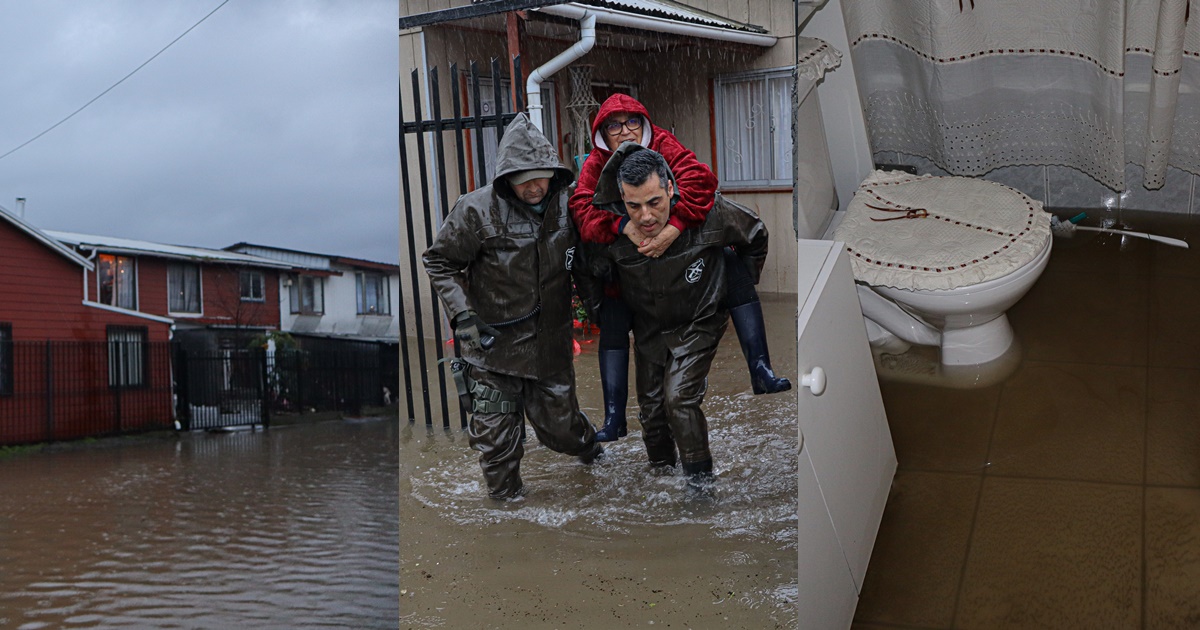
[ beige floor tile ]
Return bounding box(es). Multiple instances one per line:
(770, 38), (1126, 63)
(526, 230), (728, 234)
(956, 477), (1141, 629)
(987, 361), (1145, 484)
(1145, 487), (1200, 629)
(879, 380), (1001, 473)
(1149, 275), (1200, 369)
(1147, 367), (1200, 487)
(854, 471), (980, 628)
(1009, 267), (1149, 366)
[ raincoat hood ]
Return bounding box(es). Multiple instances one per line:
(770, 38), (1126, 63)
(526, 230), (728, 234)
(493, 112), (575, 204)
(591, 93), (653, 152)
(592, 141), (681, 212)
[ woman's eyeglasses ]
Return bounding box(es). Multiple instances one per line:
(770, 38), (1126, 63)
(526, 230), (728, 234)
(603, 117), (643, 136)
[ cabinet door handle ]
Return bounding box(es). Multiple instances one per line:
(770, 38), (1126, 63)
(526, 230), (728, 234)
(802, 367), (826, 396)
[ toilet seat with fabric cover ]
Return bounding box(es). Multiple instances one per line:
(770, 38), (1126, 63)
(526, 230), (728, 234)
(831, 170), (1051, 291)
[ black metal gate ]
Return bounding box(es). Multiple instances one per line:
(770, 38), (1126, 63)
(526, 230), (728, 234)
(399, 57), (523, 428)
(173, 347), (268, 430)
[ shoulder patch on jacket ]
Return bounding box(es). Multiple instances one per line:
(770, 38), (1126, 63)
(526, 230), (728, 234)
(685, 258), (705, 284)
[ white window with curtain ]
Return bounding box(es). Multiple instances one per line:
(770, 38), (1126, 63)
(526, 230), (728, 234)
(355, 272), (390, 315)
(97, 254), (138, 310)
(289, 275), (324, 315)
(107, 326), (147, 388)
(168, 263), (201, 314)
(714, 68), (794, 188)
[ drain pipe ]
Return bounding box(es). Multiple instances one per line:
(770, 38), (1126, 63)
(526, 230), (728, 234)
(526, 11), (596, 133)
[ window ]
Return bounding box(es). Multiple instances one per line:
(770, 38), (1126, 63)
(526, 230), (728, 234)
(356, 272), (390, 315)
(168, 263), (201, 314)
(107, 326), (147, 388)
(289, 275), (324, 315)
(0, 324), (12, 396)
(240, 270), (265, 302)
(97, 254), (137, 309)
(472, 77), (557, 183)
(714, 68), (794, 187)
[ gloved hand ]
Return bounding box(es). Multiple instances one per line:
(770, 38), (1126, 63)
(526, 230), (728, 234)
(453, 311), (500, 351)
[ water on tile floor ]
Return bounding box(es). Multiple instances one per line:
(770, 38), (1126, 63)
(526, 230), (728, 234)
(854, 209), (1200, 629)
(400, 295), (800, 629)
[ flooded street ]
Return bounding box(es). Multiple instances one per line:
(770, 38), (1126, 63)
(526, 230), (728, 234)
(0, 418), (399, 629)
(400, 295), (800, 629)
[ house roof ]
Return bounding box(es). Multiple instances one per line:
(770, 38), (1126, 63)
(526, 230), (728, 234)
(225, 242), (397, 272)
(45, 230), (295, 269)
(0, 206), (94, 269)
(400, 0), (768, 35)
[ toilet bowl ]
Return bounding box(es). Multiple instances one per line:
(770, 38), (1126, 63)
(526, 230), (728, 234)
(831, 170), (1052, 366)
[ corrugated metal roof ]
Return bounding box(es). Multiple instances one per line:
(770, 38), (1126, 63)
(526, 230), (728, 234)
(45, 230), (294, 269)
(573, 0), (766, 33)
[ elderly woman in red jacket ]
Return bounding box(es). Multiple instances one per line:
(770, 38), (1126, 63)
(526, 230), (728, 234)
(569, 94), (790, 443)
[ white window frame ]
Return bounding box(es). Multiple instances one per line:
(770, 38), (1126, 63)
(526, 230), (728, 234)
(97, 254), (138, 310)
(289, 274), (324, 315)
(167, 263), (202, 315)
(714, 67), (795, 188)
(239, 270), (265, 302)
(355, 272), (391, 316)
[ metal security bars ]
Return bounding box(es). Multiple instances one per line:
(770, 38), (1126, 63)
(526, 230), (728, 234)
(399, 57), (522, 428)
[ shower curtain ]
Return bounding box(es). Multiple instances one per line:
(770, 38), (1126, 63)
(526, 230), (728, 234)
(842, 0), (1200, 191)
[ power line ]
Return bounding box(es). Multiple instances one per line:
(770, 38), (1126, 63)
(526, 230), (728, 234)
(0, 0), (230, 163)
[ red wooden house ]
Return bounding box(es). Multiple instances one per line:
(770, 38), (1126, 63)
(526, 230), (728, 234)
(0, 208), (175, 444)
(45, 230), (293, 353)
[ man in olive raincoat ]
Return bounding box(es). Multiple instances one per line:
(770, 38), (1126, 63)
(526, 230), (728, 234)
(578, 144), (769, 483)
(423, 113), (601, 500)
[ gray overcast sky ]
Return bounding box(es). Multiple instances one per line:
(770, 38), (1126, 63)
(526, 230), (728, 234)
(0, 0), (397, 264)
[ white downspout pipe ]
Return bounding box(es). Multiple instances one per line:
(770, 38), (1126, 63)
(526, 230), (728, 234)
(526, 11), (596, 133)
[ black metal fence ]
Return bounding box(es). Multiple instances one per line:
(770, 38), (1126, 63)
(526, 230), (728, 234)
(173, 341), (394, 431)
(0, 339), (396, 446)
(400, 57), (521, 428)
(0, 340), (175, 445)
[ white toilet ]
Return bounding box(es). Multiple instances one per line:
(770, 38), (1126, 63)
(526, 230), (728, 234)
(830, 170), (1052, 366)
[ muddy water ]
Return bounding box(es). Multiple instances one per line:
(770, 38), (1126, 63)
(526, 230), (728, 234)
(400, 295), (800, 629)
(0, 418), (399, 629)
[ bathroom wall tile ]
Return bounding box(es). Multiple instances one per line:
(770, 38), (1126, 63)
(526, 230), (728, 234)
(854, 471), (980, 628)
(956, 477), (1142, 629)
(878, 378), (1001, 473)
(1121, 163), (1192, 214)
(1146, 487), (1200, 627)
(1046, 165), (1120, 213)
(1149, 274), (1200, 369)
(1008, 266), (1150, 366)
(1146, 367), (1200, 487)
(982, 164), (1047, 206)
(988, 361), (1146, 484)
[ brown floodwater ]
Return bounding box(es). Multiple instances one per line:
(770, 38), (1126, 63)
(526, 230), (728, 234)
(0, 417), (399, 629)
(400, 295), (800, 629)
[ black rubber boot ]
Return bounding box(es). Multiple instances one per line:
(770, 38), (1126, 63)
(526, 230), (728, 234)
(578, 442), (605, 465)
(595, 348), (630, 442)
(682, 458), (715, 493)
(729, 301), (792, 395)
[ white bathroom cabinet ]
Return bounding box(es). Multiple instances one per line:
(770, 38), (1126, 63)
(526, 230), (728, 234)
(794, 239), (897, 628)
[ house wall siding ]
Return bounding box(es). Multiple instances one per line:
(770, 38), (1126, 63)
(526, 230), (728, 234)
(0, 224), (169, 342)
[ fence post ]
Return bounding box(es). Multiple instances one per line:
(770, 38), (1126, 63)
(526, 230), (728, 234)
(44, 341), (53, 441)
(175, 345), (191, 431)
(259, 349), (271, 429)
